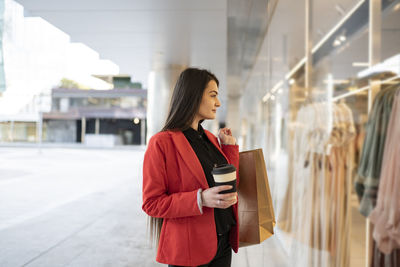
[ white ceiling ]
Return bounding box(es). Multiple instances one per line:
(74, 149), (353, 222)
(15, 0), (400, 109)
(16, 0), (228, 89)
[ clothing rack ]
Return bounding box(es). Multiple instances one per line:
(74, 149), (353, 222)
(332, 74), (400, 102)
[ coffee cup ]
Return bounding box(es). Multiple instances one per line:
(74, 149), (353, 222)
(212, 164), (237, 194)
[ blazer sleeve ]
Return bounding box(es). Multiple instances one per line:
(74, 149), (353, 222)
(221, 144), (240, 186)
(142, 136), (202, 219)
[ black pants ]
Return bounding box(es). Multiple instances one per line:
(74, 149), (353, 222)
(168, 231), (232, 267)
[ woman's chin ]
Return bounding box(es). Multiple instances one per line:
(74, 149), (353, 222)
(201, 113), (216, 120)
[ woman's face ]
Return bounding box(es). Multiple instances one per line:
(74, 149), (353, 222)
(197, 80), (221, 120)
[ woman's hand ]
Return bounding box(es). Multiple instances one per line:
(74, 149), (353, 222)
(201, 185), (237, 209)
(218, 127), (236, 145)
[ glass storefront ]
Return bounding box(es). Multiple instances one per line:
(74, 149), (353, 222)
(0, 121), (37, 142)
(241, 0), (400, 266)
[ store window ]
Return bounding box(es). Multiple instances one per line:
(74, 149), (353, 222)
(240, 0), (400, 266)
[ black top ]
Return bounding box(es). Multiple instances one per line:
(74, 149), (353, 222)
(182, 123), (236, 235)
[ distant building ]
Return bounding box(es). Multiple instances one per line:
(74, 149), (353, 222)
(43, 79), (147, 146)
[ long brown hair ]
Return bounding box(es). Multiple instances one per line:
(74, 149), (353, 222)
(162, 67), (219, 131)
(149, 67), (219, 247)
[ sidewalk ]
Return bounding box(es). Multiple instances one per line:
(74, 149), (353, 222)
(0, 147), (289, 267)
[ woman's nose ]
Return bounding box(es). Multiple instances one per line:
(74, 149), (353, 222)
(216, 97), (221, 107)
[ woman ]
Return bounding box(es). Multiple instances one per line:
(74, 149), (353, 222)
(142, 67), (240, 267)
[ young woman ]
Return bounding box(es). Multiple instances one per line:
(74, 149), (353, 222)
(142, 68), (240, 267)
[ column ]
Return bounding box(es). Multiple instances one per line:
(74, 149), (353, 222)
(9, 120), (14, 141)
(305, 0), (313, 98)
(146, 64), (185, 143)
(81, 117), (86, 143)
(36, 112), (43, 144)
(95, 118), (100, 135)
(368, 0), (381, 111)
(140, 119), (146, 145)
(226, 76), (242, 141)
(366, 1), (381, 266)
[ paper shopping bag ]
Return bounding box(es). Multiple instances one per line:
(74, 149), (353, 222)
(238, 148), (276, 247)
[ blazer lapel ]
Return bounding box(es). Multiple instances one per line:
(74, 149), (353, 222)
(168, 131), (209, 188)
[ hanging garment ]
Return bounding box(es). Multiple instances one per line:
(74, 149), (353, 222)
(371, 240), (400, 267)
(369, 89), (400, 255)
(279, 102), (355, 267)
(355, 86), (398, 216)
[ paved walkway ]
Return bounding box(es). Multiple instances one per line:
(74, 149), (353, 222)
(0, 147), (289, 267)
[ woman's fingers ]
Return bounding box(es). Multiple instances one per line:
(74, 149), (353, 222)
(212, 187), (236, 199)
(219, 127), (232, 136)
(219, 192), (237, 200)
(212, 185), (232, 193)
(214, 191), (237, 208)
(202, 186), (238, 208)
(217, 197), (237, 209)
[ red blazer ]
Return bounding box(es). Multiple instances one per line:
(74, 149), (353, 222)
(142, 129), (239, 266)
